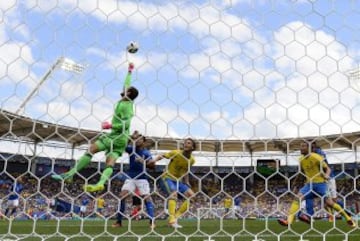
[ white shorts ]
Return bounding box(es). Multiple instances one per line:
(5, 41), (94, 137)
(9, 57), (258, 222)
(7, 199), (19, 207)
(327, 178), (337, 199)
(234, 206), (241, 211)
(301, 200), (306, 210)
(80, 206), (87, 212)
(121, 179), (150, 196)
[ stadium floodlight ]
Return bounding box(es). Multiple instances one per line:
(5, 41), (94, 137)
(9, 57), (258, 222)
(59, 57), (86, 74)
(347, 66), (360, 91)
(15, 57), (86, 115)
(348, 66), (360, 78)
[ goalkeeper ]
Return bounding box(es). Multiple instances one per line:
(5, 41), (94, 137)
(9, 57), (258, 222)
(52, 63), (139, 193)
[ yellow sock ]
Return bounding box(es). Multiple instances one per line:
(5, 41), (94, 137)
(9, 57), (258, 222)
(332, 203), (351, 220)
(326, 206), (333, 216)
(288, 200), (300, 224)
(175, 199), (189, 218)
(168, 199), (177, 222)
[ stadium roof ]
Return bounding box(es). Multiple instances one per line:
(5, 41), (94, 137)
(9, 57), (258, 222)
(0, 109), (359, 154)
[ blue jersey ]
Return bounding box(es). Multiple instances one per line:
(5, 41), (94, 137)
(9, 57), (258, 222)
(81, 198), (89, 206)
(8, 182), (24, 200)
(125, 145), (152, 179)
(53, 198), (80, 214)
(234, 197), (241, 206)
(314, 147), (334, 177)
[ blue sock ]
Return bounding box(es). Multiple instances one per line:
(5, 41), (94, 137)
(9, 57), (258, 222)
(117, 200), (126, 223)
(10, 208), (16, 216)
(305, 198), (315, 216)
(145, 200), (154, 219)
(4, 208), (9, 216)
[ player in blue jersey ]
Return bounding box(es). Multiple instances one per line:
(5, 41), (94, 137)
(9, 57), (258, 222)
(79, 196), (90, 218)
(234, 196), (241, 219)
(2, 177), (24, 219)
(112, 131), (155, 229)
(49, 198), (81, 215)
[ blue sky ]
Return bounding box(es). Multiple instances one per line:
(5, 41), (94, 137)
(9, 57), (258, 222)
(1, 0), (360, 165)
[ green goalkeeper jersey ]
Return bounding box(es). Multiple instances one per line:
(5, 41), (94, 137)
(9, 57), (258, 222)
(111, 101), (133, 135)
(110, 72), (134, 136)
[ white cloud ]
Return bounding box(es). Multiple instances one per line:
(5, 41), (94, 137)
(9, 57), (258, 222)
(3, 0), (360, 144)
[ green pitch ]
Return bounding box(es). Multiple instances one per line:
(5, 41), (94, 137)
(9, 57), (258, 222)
(0, 219), (359, 241)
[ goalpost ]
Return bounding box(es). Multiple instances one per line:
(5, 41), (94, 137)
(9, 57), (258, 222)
(1, 1), (360, 241)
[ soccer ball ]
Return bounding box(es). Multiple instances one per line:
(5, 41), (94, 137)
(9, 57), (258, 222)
(126, 41), (139, 54)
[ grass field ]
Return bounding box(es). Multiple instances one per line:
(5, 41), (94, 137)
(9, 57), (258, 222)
(0, 219), (359, 241)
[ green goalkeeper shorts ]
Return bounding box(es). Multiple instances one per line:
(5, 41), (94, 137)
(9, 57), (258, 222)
(95, 133), (128, 160)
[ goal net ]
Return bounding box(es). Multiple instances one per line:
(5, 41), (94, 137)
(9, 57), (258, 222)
(197, 207), (241, 220)
(1, 1), (360, 241)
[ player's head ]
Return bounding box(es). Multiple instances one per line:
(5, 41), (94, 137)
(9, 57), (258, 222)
(183, 138), (196, 152)
(121, 86), (139, 100)
(130, 131), (146, 147)
(311, 141), (319, 152)
(300, 141), (311, 155)
(135, 134), (146, 147)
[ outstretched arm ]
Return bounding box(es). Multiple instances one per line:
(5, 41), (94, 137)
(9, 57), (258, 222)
(102, 63), (135, 130)
(123, 62), (134, 91)
(147, 154), (164, 167)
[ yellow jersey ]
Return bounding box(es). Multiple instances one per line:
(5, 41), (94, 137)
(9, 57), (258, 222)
(163, 150), (195, 180)
(97, 198), (105, 209)
(224, 198), (232, 209)
(299, 152), (328, 183)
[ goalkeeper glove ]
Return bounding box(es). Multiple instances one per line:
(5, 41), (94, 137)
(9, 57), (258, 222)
(101, 121), (112, 129)
(128, 62), (135, 73)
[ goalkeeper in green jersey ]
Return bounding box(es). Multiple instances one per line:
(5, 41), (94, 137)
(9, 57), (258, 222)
(52, 62), (138, 193)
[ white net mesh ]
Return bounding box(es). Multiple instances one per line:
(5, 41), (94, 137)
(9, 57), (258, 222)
(1, 1), (360, 241)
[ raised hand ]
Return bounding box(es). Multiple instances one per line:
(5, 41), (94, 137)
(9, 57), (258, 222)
(128, 62), (135, 73)
(101, 121), (112, 129)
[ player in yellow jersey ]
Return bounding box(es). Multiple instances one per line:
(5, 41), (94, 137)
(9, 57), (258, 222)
(278, 141), (356, 227)
(223, 196), (233, 218)
(149, 138), (196, 228)
(96, 196), (105, 216)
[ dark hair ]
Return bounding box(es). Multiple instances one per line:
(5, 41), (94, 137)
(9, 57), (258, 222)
(128, 86), (139, 100)
(311, 141), (318, 148)
(139, 134), (146, 142)
(303, 139), (318, 149)
(186, 137), (196, 150)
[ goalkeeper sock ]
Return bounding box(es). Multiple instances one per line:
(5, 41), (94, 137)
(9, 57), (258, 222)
(175, 199), (189, 217)
(67, 153), (92, 176)
(288, 200), (300, 224)
(97, 166), (113, 186)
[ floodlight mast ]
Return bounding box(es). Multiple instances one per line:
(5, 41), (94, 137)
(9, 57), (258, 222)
(15, 57), (86, 115)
